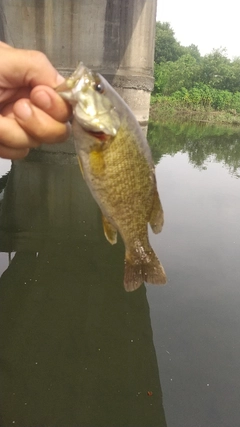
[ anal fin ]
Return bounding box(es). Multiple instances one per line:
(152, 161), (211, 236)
(102, 215), (117, 245)
(149, 187), (164, 234)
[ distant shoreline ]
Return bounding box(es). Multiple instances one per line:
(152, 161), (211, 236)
(150, 99), (240, 127)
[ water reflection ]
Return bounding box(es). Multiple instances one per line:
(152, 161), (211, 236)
(148, 121), (240, 176)
(1, 120), (240, 426)
(147, 122), (240, 427)
(0, 157), (167, 427)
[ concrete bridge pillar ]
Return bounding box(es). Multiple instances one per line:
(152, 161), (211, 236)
(0, 0), (157, 140)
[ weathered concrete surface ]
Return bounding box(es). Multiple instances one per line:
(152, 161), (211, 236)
(0, 0), (157, 152)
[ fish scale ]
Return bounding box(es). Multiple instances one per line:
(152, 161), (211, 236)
(87, 126), (152, 235)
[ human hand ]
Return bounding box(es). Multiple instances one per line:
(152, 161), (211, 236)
(0, 42), (72, 159)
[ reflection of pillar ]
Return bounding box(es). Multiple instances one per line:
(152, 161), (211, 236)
(0, 0), (157, 136)
(0, 159), (167, 427)
(0, 157), (99, 252)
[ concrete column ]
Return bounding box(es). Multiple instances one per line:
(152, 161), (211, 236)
(0, 0), (157, 145)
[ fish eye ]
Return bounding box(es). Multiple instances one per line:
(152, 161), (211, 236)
(94, 80), (104, 94)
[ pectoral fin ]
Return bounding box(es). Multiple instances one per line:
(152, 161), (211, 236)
(102, 215), (117, 245)
(149, 188), (164, 234)
(77, 156), (85, 179)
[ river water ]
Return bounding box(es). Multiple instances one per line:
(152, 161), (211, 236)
(0, 122), (240, 427)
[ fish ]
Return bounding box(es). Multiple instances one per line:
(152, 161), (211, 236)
(56, 63), (166, 291)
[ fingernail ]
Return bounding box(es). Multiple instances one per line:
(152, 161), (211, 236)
(14, 101), (32, 120)
(32, 90), (52, 110)
(56, 73), (65, 86)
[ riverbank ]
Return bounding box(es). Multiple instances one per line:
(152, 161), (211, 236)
(150, 98), (240, 127)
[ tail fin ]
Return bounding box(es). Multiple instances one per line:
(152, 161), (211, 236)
(124, 249), (167, 292)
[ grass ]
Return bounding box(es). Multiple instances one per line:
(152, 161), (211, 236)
(150, 98), (240, 127)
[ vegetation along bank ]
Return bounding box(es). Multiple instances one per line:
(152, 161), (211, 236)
(151, 22), (240, 126)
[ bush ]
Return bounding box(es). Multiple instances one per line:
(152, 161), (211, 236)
(162, 84), (240, 112)
(231, 92), (240, 112)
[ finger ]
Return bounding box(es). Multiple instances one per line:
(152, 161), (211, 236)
(13, 99), (70, 144)
(0, 41), (13, 49)
(0, 145), (29, 160)
(24, 51), (65, 87)
(0, 115), (40, 148)
(1, 102), (15, 118)
(3, 48), (64, 88)
(30, 86), (72, 122)
(0, 86), (31, 107)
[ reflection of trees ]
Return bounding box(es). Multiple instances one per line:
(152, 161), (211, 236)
(0, 158), (167, 427)
(148, 121), (240, 176)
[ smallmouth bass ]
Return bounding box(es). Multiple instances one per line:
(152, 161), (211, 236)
(57, 63), (166, 291)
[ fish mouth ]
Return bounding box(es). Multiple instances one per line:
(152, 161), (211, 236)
(84, 128), (109, 142)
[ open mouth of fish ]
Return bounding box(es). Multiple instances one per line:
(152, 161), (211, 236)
(85, 130), (108, 141)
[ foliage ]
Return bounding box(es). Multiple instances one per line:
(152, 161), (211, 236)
(170, 84), (240, 111)
(154, 22), (240, 103)
(227, 58), (240, 92)
(182, 44), (201, 62)
(199, 49), (233, 90)
(153, 85), (240, 112)
(154, 22), (184, 63)
(150, 95), (240, 131)
(153, 55), (201, 96)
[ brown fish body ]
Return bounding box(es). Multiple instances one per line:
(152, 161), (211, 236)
(57, 64), (166, 291)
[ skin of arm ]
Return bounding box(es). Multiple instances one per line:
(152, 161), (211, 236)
(0, 41), (72, 159)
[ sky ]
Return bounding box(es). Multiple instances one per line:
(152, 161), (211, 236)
(156, 0), (240, 59)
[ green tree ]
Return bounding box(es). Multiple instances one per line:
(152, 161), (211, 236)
(165, 54), (200, 93)
(228, 58), (240, 92)
(154, 54), (200, 96)
(153, 22), (240, 102)
(182, 44), (201, 62)
(200, 48), (232, 90)
(154, 22), (184, 63)
(153, 62), (170, 95)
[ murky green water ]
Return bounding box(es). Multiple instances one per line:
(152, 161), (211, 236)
(0, 122), (240, 427)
